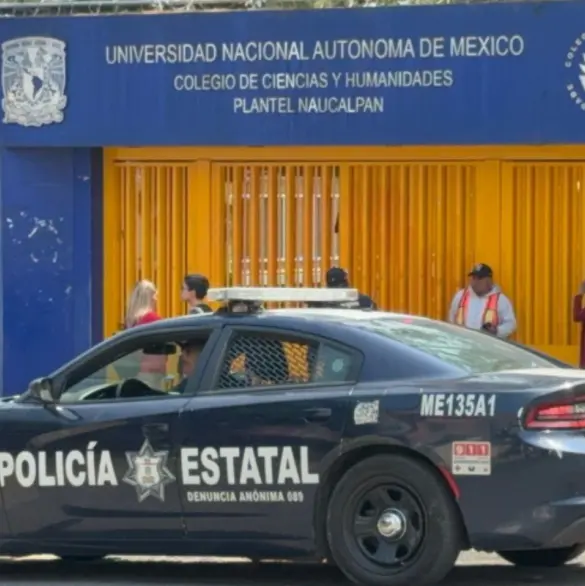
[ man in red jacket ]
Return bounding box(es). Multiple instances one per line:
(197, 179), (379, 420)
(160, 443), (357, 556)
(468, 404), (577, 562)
(573, 281), (585, 368)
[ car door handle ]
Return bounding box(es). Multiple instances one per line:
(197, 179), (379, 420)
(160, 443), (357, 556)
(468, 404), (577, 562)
(302, 408), (332, 423)
(142, 423), (169, 441)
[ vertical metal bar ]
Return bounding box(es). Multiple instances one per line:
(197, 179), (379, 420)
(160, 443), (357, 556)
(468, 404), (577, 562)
(285, 166), (296, 287)
(232, 167), (243, 286)
(155, 166), (168, 315)
(350, 166), (361, 285)
(141, 166), (153, 282)
(181, 166), (189, 315)
(540, 165), (551, 346)
(267, 166), (279, 287)
(312, 168), (320, 286)
(225, 167), (233, 286)
(242, 168), (251, 286)
(259, 168), (268, 286)
(295, 169), (303, 287)
(117, 166), (126, 329)
(302, 166), (313, 287)
(339, 164), (352, 275)
(320, 166), (333, 285)
(360, 165), (370, 294)
(103, 157), (123, 335)
(164, 167), (174, 313)
(210, 164), (227, 288)
(526, 166), (535, 343)
(277, 168), (286, 287)
(556, 166), (569, 345)
(123, 165), (137, 300)
(249, 167), (260, 286)
(370, 166), (380, 305)
(331, 168), (340, 267)
(379, 166), (389, 309)
(169, 167), (182, 317)
(408, 165), (420, 314)
(398, 165), (409, 313)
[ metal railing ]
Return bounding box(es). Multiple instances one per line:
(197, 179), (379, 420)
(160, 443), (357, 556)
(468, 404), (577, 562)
(0, 0), (487, 19)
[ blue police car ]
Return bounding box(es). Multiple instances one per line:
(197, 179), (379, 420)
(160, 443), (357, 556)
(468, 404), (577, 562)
(2, 287), (585, 586)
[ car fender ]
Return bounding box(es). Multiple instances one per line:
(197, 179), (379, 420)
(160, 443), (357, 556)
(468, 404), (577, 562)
(318, 433), (450, 491)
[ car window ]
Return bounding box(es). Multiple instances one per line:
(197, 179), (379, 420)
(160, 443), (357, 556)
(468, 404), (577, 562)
(60, 334), (212, 402)
(62, 344), (183, 399)
(214, 331), (355, 390)
(354, 318), (555, 374)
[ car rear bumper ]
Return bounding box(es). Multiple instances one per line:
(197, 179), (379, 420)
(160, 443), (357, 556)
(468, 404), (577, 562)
(470, 496), (585, 551)
(464, 431), (585, 551)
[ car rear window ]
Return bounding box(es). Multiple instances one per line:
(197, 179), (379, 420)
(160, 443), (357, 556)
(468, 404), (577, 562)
(214, 331), (357, 390)
(353, 318), (556, 374)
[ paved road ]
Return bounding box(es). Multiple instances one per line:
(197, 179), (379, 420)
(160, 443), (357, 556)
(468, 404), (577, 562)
(1, 551), (585, 585)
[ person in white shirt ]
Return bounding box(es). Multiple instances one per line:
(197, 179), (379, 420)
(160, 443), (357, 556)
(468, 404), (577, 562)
(448, 263), (516, 339)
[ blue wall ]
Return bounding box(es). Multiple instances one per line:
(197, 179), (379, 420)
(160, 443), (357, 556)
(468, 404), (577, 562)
(0, 148), (101, 395)
(1, 1), (585, 146)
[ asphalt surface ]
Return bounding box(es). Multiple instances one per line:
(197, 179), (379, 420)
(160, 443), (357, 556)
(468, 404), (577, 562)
(2, 551), (585, 585)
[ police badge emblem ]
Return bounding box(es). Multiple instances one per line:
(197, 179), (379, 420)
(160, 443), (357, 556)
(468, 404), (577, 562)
(1, 36), (67, 127)
(135, 457), (161, 488)
(123, 439), (176, 503)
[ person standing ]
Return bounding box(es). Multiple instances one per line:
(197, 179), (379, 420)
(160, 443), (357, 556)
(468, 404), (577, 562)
(448, 263), (516, 338)
(125, 279), (162, 328)
(308, 267), (377, 309)
(125, 279), (166, 385)
(573, 280), (585, 368)
(179, 274), (211, 378)
(181, 274), (212, 314)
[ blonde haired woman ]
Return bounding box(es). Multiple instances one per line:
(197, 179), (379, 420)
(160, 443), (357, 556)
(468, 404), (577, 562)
(125, 279), (160, 328)
(125, 279), (166, 387)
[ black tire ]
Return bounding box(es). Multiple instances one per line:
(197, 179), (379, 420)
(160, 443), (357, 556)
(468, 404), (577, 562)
(326, 454), (462, 586)
(58, 555), (105, 563)
(497, 545), (585, 567)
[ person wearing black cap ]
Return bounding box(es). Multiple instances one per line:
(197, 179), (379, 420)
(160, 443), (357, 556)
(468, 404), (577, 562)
(308, 266), (377, 309)
(181, 274), (212, 314)
(448, 263), (516, 338)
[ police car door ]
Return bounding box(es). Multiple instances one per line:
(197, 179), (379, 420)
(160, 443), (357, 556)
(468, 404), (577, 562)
(0, 329), (217, 545)
(177, 326), (360, 555)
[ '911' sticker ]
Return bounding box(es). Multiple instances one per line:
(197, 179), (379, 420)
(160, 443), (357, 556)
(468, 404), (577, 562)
(420, 393), (496, 418)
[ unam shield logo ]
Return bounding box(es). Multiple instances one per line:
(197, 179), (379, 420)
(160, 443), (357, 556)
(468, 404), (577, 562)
(1, 36), (67, 127)
(565, 33), (585, 112)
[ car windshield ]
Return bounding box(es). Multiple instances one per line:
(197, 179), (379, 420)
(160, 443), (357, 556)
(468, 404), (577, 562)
(354, 317), (556, 374)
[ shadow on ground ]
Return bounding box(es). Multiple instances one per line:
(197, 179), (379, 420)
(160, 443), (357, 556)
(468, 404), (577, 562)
(0, 558), (584, 584)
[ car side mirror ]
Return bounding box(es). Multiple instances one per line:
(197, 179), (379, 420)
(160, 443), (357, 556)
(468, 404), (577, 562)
(27, 377), (55, 403)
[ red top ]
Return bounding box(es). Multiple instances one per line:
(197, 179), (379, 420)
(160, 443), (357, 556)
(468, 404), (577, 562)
(134, 310), (161, 326)
(132, 311), (166, 374)
(573, 295), (585, 368)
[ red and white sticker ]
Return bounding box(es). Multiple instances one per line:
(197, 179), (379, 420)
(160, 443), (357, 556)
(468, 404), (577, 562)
(451, 441), (491, 476)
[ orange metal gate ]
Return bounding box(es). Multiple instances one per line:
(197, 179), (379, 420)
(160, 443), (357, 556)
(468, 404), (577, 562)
(211, 164), (340, 288)
(207, 161), (482, 320)
(499, 162), (585, 363)
(104, 147), (585, 365)
(103, 161), (193, 335)
(340, 163), (479, 316)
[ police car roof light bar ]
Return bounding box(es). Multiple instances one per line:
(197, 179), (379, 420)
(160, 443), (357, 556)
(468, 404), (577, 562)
(208, 287), (359, 304)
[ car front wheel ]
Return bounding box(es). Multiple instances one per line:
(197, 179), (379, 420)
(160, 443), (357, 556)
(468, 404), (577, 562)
(326, 454), (462, 586)
(498, 545), (585, 567)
